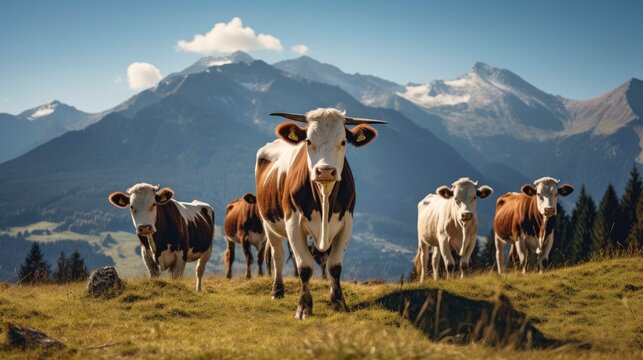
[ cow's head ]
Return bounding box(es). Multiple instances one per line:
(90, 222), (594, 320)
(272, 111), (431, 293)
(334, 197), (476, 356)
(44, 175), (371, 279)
(108, 183), (174, 236)
(436, 178), (493, 223)
(521, 177), (574, 218)
(272, 108), (385, 194)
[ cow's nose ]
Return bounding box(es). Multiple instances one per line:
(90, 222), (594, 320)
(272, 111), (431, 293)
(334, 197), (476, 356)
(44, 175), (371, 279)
(314, 166), (337, 181)
(544, 207), (556, 217)
(460, 212), (473, 222)
(137, 225), (154, 235)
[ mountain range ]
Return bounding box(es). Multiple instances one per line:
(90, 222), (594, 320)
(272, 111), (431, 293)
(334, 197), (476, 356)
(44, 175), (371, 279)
(0, 51), (640, 279)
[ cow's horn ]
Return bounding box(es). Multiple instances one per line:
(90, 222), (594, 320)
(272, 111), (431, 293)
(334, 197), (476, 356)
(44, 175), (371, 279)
(345, 116), (388, 125)
(270, 112), (307, 123)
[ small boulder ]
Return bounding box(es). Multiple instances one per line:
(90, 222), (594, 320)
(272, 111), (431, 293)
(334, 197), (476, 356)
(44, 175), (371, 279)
(86, 266), (125, 297)
(6, 322), (64, 349)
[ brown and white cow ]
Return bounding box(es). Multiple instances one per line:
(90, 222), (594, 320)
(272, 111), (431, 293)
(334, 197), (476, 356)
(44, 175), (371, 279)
(108, 183), (214, 291)
(223, 193), (267, 279)
(255, 108), (385, 319)
(415, 178), (493, 281)
(493, 177), (574, 274)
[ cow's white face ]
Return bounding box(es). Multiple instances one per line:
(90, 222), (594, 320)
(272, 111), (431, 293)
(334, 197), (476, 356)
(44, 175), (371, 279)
(437, 178), (493, 223)
(108, 183), (174, 236)
(275, 109), (377, 194)
(521, 177), (574, 218)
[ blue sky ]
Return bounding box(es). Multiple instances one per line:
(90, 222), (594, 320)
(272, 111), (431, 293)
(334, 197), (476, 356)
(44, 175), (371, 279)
(1, 0), (642, 114)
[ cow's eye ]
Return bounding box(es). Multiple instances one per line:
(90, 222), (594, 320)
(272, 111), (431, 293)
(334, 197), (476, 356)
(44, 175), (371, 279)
(150, 203), (156, 211)
(305, 139), (311, 146)
(130, 206), (136, 213)
(341, 140), (346, 146)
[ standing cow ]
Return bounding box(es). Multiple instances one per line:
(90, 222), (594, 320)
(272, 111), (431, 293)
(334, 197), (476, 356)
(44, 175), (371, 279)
(493, 177), (574, 274)
(255, 108), (385, 319)
(108, 183), (214, 291)
(415, 178), (493, 281)
(223, 193), (267, 279)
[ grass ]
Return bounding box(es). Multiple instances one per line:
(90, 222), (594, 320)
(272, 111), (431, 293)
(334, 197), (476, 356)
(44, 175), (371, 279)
(0, 257), (641, 359)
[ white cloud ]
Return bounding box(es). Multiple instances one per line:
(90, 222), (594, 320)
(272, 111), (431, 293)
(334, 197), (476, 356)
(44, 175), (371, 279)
(291, 44), (309, 55)
(177, 17), (283, 55)
(127, 62), (162, 91)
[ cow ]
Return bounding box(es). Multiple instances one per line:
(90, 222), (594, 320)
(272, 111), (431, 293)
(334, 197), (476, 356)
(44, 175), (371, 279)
(255, 108), (385, 319)
(108, 183), (214, 291)
(493, 177), (574, 274)
(223, 193), (267, 279)
(415, 178), (493, 281)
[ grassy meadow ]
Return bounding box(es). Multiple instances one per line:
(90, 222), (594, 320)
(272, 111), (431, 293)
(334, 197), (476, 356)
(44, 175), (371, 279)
(0, 257), (641, 359)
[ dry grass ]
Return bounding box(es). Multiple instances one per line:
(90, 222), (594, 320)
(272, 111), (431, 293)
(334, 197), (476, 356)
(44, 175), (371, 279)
(0, 257), (641, 359)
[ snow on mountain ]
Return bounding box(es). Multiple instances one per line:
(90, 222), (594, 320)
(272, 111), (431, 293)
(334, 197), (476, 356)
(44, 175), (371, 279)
(173, 50), (255, 77)
(398, 62), (570, 140)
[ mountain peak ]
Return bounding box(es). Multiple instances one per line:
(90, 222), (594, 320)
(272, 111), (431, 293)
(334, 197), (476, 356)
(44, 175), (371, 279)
(174, 51), (255, 77)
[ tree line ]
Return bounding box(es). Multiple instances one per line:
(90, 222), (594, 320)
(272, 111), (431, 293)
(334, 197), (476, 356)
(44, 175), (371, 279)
(19, 243), (88, 284)
(475, 165), (643, 269)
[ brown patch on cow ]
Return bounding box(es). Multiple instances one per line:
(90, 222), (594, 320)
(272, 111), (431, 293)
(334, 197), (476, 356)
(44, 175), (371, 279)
(256, 160), (286, 223)
(146, 201), (214, 262)
(494, 193), (555, 241)
(282, 146), (356, 221)
(224, 194), (264, 241)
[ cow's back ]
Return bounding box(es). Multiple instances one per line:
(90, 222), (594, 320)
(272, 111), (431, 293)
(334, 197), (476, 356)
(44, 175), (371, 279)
(155, 200), (214, 258)
(417, 194), (449, 245)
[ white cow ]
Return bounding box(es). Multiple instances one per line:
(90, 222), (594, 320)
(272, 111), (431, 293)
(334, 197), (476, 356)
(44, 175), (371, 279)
(415, 178), (493, 281)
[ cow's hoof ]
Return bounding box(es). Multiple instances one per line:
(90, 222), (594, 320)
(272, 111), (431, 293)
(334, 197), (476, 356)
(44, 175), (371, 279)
(446, 264), (455, 274)
(245, 273), (252, 280)
(225, 274), (232, 280)
(330, 298), (350, 312)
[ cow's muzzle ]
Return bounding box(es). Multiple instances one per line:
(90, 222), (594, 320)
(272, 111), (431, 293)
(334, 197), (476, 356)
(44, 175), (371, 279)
(543, 207), (556, 218)
(460, 212), (473, 222)
(137, 224), (155, 236)
(314, 166), (337, 182)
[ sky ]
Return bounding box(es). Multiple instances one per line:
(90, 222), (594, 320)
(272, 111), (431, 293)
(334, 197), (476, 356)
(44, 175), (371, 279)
(1, 0), (642, 114)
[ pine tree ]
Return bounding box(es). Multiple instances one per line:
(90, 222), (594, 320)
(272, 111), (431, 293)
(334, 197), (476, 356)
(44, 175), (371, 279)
(589, 184), (620, 257)
(68, 251), (88, 281)
(19, 243), (50, 284)
(615, 164), (642, 247)
(550, 203), (572, 266)
(54, 251), (70, 283)
(568, 186), (596, 263)
(476, 229), (496, 270)
(626, 193), (643, 250)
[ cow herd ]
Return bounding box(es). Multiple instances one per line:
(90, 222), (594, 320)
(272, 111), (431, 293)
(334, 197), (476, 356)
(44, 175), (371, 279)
(107, 107), (574, 319)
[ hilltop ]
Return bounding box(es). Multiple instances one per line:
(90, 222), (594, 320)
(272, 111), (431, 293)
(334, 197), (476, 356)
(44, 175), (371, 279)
(1, 257), (641, 359)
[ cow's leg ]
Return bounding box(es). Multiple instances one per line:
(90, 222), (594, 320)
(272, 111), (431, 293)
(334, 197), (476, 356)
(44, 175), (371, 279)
(265, 242), (273, 277)
(459, 232), (477, 278)
(242, 237), (254, 279)
(265, 227), (285, 299)
(141, 246), (159, 277)
(326, 219), (352, 312)
(287, 243), (299, 277)
(170, 253), (186, 279)
(431, 246), (440, 281)
(286, 218), (315, 319)
(516, 236), (529, 274)
(438, 235), (456, 279)
(195, 246), (211, 291)
(224, 238), (235, 279)
(538, 233), (554, 274)
(418, 240), (430, 282)
(256, 243), (266, 277)
(494, 234), (505, 275)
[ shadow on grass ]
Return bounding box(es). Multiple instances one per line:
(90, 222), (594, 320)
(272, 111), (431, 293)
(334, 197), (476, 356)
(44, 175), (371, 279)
(356, 288), (591, 351)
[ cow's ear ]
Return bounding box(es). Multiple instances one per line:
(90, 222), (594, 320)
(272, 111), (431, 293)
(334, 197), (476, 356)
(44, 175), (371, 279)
(155, 187), (174, 204)
(477, 185), (493, 199)
(276, 122), (307, 145)
(108, 192), (130, 208)
(346, 125), (377, 147)
(437, 186), (454, 199)
(521, 184), (537, 196)
(558, 184), (574, 197)
(243, 193), (257, 204)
